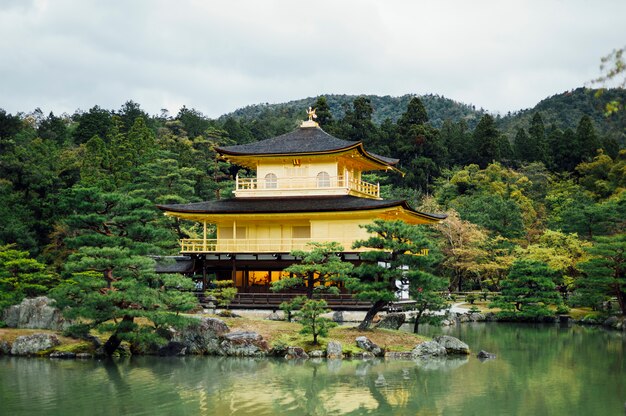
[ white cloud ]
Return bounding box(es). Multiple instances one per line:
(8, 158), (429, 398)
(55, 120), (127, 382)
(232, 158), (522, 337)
(0, 0), (624, 117)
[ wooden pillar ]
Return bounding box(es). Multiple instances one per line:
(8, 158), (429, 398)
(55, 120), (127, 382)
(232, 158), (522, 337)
(203, 220), (207, 252)
(231, 257), (237, 287)
(233, 219), (237, 252)
(202, 255), (207, 291)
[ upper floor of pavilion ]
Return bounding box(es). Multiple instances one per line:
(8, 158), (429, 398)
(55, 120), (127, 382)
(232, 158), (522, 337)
(216, 109), (401, 200)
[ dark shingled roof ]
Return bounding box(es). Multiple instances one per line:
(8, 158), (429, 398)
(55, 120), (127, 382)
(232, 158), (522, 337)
(153, 256), (195, 273)
(217, 126), (399, 165)
(157, 195), (446, 220)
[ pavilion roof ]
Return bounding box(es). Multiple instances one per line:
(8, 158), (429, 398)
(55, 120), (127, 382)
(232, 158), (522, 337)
(216, 126), (399, 166)
(158, 195), (445, 220)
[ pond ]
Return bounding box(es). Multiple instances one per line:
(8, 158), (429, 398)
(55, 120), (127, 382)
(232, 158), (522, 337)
(1, 323), (625, 415)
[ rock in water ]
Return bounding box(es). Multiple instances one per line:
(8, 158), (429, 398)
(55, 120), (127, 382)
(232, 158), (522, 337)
(477, 350), (496, 360)
(285, 346), (309, 360)
(171, 317), (230, 355)
(433, 335), (470, 355)
(309, 350), (324, 358)
(3, 297), (70, 330)
(11, 333), (60, 356)
(355, 336), (382, 356)
(219, 331), (269, 357)
(375, 313), (406, 330)
(158, 342), (187, 356)
(326, 341), (343, 359)
(411, 341), (447, 358)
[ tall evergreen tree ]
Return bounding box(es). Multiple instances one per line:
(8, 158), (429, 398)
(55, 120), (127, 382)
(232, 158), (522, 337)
(52, 187), (196, 355)
(312, 96), (333, 128)
(472, 114), (502, 168)
(347, 220), (440, 330)
(576, 115), (601, 163)
(577, 234), (626, 314)
(490, 260), (563, 319)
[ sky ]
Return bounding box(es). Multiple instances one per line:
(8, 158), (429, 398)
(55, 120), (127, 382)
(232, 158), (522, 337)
(1, 0), (625, 118)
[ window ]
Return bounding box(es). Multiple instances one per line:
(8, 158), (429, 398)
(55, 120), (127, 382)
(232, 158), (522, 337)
(317, 171), (330, 187)
(265, 173), (277, 189)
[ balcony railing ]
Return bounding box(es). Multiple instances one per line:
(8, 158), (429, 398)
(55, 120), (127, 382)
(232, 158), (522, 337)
(179, 238), (429, 256)
(235, 175), (380, 199)
(181, 238), (355, 253)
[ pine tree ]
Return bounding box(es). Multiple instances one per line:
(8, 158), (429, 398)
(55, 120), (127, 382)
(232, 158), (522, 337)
(295, 299), (337, 345)
(576, 115), (601, 163)
(51, 187), (197, 355)
(313, 96), (333, 128)
(0, 244), (59, 311)
(347, 220), (441, 330)
(577, 234), (626, 314)
(271, 242), (353, 299)
(472, 114), (502, 168)
(490, 260), (563, 319)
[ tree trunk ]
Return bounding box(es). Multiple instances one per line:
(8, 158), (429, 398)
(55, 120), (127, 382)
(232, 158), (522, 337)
(103, 315), (134, 356)
(413, 310), (423, 334)
(358, 300), (387, 330)
(306, 272), (314, 299)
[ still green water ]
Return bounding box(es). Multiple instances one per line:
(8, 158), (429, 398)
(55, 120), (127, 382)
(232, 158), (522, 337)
(1, 323), (625, 416)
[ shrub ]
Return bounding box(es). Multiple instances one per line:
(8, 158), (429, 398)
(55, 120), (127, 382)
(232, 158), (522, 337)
(207, 280), (238, 310)
(296, 299), (337, 345)
(63, 323), (92, 339)
(279, 296), (306, 322)
(465, 293), (477, 304)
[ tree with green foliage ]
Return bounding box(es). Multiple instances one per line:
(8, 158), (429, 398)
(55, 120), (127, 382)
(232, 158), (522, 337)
(519, 230), (591, 291)
(207, 280), (238, 311)
(576, 115), (601, 163)
(472, 114), (503, 168)
(279, 295), (306, 323)
(72, 105), (112, 145)
(410, 270), (448, 333)
(0, 244), (59, 312)
(51, 187), (196, 355)
(271, 242), (353, 299)
(347, 220), (438, 330)
(295, 299), (337, 345)
(490, 260), (563, 319)
(576, 234), (626, 314)
(312, 96), (334, 128)
(516, 113), (550, 165)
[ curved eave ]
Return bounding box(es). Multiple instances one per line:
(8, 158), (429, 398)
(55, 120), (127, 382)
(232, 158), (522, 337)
(157, 200), (445, 224)
(218, 142), (403, 174)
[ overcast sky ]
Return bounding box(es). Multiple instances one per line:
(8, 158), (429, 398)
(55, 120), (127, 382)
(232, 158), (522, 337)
(1, 0), (625, 118)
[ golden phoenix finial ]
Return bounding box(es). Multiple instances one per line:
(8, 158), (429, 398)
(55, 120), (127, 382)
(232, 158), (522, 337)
(306, 107), (317, 122)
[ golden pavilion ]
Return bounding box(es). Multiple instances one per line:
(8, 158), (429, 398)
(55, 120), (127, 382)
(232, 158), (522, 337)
(157, 109), (445, 307)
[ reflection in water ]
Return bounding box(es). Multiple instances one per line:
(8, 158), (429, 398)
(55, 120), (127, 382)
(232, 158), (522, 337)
(0, 323), (625, 415)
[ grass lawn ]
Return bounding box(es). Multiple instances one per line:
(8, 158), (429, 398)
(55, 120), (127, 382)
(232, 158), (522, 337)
(1, 316), (428, 355)
(214, 315), (427, 353)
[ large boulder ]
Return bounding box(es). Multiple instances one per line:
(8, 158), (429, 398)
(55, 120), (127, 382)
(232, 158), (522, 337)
(355, 336), (382, 356)
(412, 341), (447, 358)
(171, 317), (230, 355)
(219, 331), (269, 357)
(375, 313), (406, 330)
(477, 350), (496, 360)
(3, 297), (70, 330)
(434, 335), (470, 355)
(285, 346), (309, 360)
(158, 341), (187, 356)
(0, 340), (11, 355)
(326, 341), (343, 359)
(11, 333), (60, 356)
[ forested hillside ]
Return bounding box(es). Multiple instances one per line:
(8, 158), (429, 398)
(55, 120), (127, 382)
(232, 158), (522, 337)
(223, 88), (626, 145)
(1, 90), (625, 324)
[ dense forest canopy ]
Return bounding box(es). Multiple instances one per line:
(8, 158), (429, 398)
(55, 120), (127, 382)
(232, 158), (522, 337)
(1, 87), (625, 326)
